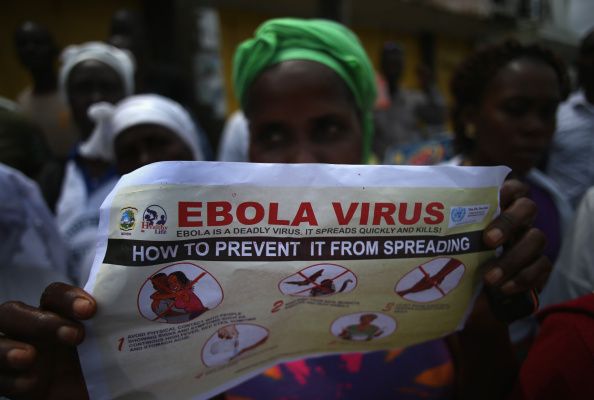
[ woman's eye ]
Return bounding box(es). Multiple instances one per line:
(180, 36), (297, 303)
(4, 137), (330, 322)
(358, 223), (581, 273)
(539, 102), (559, 120)
(501, 101), (529, 117)
(267, 131), (285, 144)
(148, 136), (172, 149)
(315, 118), (345, 142)
(254, 126), (289, 148)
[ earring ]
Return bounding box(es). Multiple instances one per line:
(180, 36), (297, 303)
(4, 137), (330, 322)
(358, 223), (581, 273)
(465, 123), (476, 139)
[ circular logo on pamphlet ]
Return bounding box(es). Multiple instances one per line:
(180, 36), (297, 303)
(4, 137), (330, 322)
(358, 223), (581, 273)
(450, 207), (466, 223)
(137, 263), (223, 324)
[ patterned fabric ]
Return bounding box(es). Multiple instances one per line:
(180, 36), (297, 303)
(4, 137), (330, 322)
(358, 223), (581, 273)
(226, 339), (454, 400)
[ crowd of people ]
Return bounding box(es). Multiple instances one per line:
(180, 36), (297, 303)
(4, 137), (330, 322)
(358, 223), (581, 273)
(0, 10), (593, 400)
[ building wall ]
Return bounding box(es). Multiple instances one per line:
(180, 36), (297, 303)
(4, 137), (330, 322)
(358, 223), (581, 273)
(0, 0), (140, 100)
(2, 2), (474, 127)
(217, 7), (472, 115)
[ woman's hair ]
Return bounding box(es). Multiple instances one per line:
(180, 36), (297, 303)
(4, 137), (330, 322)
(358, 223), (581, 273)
(450, 40), (570, 154)
(170, 271), (190, 286)
(360, 313), (378, 321)
(151, 272), (167, 281)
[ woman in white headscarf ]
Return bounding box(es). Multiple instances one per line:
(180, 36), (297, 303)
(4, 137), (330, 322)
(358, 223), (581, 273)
(59, 41), (135, 140)
(63, 94), (204, 284)
(55, 41), (136, 282)
(83, 93), (204, 174)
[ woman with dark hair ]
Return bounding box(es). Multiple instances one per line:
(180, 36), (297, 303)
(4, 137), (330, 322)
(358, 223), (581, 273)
(448, 40), (573, 266)
(446, 41), (575, 351)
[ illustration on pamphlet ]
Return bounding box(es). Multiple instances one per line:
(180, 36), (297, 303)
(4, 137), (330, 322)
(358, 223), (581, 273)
(395, 257), (465, 302)
(78, 161), (509, 400)
(137, 262), (223, 323)
(279, 263), (357, 297)
(331, 312), (396, 341)
(202, 323), (269, 367)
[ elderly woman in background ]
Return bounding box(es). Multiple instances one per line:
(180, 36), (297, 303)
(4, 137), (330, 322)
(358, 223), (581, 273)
(61, 93), (204, 284)
(55, 42), (135, 278)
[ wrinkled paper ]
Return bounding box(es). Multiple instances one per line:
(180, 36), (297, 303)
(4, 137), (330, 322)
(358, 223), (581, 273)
(79, 161), (510, 399)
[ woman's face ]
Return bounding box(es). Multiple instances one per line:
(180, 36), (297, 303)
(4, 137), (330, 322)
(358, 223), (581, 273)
(470, 58), (561, 175)
(67, 60), (126, 139)
(114, 123), (194, 175)
(14, 22), (56, 70)
(360, 315), (376, 325)
(151, 275), (169, 291)
(167, 275), (182, 291)
(246, 60), (363, 164)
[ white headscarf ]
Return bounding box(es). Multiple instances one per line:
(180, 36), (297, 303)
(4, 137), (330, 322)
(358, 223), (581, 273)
(80, 94), (204, 162)
(59, 41), (136, 98)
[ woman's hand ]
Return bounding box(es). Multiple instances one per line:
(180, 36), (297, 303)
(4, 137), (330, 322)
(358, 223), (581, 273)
(450, 180), (550, 400)
(0, 282), (96, 400)
(482, 179), (551, 297)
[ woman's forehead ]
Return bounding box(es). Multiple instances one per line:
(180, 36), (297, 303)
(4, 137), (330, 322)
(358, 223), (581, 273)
(68, 59), (120, 82)
(245, 60), (355, 114)
(485, 58), (559, 98)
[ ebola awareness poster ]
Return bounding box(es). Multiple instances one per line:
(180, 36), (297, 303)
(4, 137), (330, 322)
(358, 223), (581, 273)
(78, 161), (510, 399)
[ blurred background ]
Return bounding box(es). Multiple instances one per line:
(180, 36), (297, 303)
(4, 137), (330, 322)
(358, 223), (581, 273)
(1, 0), (593, 147)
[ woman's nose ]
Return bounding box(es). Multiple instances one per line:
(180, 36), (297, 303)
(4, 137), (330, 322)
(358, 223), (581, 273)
(292, 146), (320, 163)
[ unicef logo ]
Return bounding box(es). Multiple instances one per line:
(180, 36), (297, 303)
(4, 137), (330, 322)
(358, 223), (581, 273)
(450, 207), (466, 224)
(142, 205), (167, 232)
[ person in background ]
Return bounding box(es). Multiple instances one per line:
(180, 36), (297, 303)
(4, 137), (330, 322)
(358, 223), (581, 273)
(540, 186), (594, 306)
(0, 163), (71, 305)
(107, 8), (150, 94)
(373, 42), (447, 162)
(510, 187), (594, 399)
(87, 93), (204, 175)
(546, 28), (594, 207)
(216, 110), (249, 162)
(448, 40), (573, 267)
(13, 21), (78, 160)
(107, 8), (215, 161)
(507, 291), (594, 400)
(447, 41), (574, 348)
(0, 109), (63, 211)
(61, 93), (204, 285)
(0, 19), (549, 400)
(55, 41), (134, 278)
